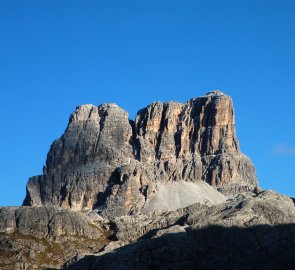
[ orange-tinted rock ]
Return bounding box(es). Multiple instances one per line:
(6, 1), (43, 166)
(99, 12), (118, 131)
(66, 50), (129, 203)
(23, 90), (258, 217)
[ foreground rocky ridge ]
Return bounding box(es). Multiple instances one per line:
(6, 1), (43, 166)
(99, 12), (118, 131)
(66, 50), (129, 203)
(64, 190), (295, 270)
(0, 207), (109, 269)
(2, 190), (295, 269)
(23, 90), (258, 217)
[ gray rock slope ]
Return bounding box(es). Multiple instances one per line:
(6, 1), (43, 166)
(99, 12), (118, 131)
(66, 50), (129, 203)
(23, 91), (258, 217)
(64, 191), (295, 270)
(142, 180), (226, 213)
(0, 207), (109, 270)
(2, 190), (295, 270)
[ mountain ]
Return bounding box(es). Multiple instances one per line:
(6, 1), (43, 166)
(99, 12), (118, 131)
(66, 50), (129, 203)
(23, 90), (257, 217)
(1, 90), (294, 270)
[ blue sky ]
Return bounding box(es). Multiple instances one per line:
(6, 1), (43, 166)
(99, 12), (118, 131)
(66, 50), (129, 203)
(0, 0), (294, 206)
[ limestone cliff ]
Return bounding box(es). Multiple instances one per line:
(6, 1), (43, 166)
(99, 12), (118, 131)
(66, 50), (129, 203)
(3, 90), (295, 270)
(23, 90), (258, 217)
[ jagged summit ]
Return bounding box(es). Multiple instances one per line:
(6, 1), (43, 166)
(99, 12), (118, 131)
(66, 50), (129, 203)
(23, 91), (258, 217)
(205, 90), (227, 96)
(72, 91), (228, 124)
(71, 103), (127, 122)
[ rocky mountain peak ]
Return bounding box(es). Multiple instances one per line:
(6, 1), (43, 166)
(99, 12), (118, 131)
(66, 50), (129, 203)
(70, 103), (128, 123)
(204, 90), (227, 96)
(23, 91), (258, 217)
(8, 90), (295, 270)
(4, 90), (295, 270)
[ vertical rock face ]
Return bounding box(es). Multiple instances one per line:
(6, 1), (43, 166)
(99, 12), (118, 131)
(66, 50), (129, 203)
(23, 90), (258, 217)
(24, 104), (134, 211)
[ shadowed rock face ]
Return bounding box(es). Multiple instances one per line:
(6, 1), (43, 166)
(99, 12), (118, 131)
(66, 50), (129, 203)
(64, 191), (295, 270)
(23, 91), (258, 217)
(65, 224), (295, 270)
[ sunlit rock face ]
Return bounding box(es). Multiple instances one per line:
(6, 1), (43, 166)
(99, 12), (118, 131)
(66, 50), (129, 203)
(23, 90), (258, 217)
(0, 206), (109, 270)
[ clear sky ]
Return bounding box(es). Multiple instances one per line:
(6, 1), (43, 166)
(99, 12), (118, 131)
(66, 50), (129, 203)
(0, 0), (294, 206)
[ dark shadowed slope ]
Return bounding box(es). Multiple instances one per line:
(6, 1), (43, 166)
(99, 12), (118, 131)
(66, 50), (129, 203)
(64, 224), (295, 270)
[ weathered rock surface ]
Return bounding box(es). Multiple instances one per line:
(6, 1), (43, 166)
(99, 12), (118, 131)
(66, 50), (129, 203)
(64, 191), (295, 270)
(0, 207), (109, 270)
(23, 91), (258, 217)
(142, 180), (226, 213)
(104, 190), (295, 245)
(2, 90), (295, 270)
